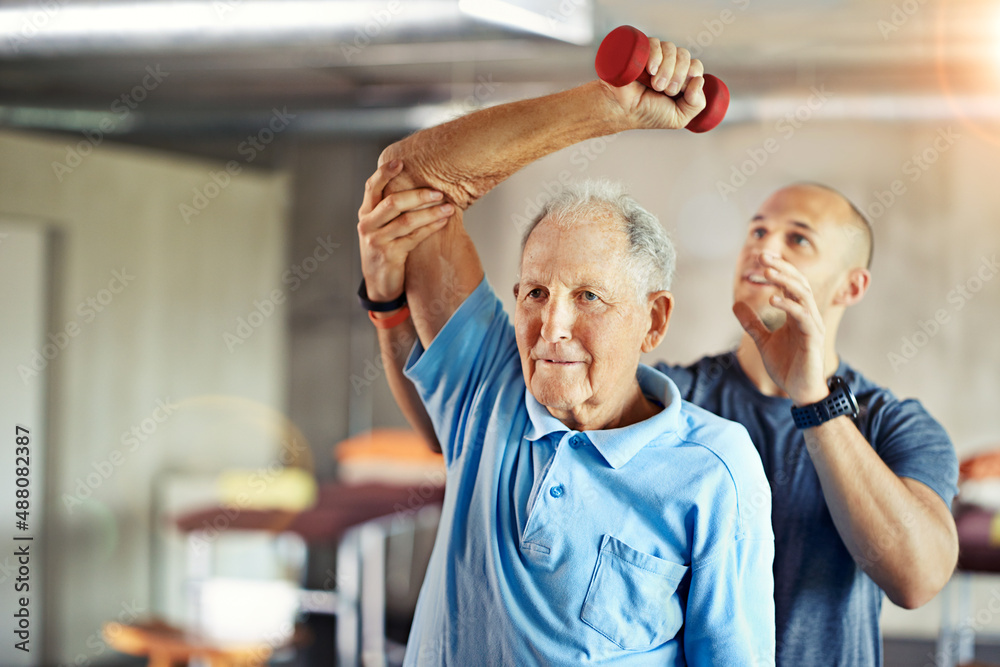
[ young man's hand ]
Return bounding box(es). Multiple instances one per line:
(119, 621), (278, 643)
(732, 252), (830, 406)
(357, 159), (454, 303)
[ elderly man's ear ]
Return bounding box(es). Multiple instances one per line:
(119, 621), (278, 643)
(642, 291), (674, 353)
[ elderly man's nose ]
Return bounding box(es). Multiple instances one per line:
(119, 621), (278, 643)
(540, 301), (572, 342)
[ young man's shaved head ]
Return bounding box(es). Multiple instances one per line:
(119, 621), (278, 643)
(793, 182), (874, 270)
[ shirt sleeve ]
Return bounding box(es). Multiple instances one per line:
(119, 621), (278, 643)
(403, 278), (519, 467)
(860, 391), (959, 509)
(683, 425), (776, 667)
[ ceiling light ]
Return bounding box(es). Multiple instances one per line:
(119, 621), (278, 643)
(0, 0), (463, 55)
(458, 0), (592, 45)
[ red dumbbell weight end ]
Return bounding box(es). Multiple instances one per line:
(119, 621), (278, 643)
(595, 25), (729, 133)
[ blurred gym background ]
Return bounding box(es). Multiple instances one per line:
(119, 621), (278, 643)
(1, 0), (999, 665)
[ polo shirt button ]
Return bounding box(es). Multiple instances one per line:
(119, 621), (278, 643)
(550, 484), (564, 498)
(570, 436), (583, 449)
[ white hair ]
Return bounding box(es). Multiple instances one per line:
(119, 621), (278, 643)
(520, 179), (675, 299)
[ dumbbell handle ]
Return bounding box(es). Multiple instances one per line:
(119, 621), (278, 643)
(595, 25), (729, 133)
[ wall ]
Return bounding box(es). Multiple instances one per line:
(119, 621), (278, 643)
(0, 130), (290, 664)
(283, 138), (413, 483)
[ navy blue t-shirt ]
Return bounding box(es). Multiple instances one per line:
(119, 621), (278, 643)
(656, 352), (958, 667)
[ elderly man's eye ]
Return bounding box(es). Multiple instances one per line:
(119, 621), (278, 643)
(582, 291), (599, 302)
(527, 288), (544, 299)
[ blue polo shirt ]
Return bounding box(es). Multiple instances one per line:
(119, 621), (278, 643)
(403, 279), (775, 666)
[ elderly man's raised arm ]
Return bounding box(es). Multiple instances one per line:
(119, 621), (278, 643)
(360, 40), (708, 347)
(380, 82), (628, 211)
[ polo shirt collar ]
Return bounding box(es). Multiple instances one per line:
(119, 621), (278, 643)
(523, 364), (682, 469)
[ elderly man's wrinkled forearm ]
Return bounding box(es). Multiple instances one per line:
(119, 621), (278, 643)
(378, 81), (631, 207)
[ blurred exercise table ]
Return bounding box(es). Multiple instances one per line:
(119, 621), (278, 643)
(938, 502), (1000, 667)
(175, 481), (445, 666)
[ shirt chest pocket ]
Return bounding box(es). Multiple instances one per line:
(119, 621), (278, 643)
(580, 534), (689, 651)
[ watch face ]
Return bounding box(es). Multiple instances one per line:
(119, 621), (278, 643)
(846, 387), (859, 415)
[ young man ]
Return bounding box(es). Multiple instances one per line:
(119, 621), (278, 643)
(654, 183), (958, 665)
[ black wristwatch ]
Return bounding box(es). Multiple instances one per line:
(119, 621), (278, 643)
(357, 278), (407, 312)
(790, 376), (858, 429)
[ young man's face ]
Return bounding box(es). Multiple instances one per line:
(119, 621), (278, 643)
(733, 184), (865, 331)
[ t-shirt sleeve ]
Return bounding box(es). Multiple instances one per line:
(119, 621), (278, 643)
(403, 278), (518, 467)
(862, 392), (959, 509)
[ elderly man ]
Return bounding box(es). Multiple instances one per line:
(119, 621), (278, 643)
(357, 38), (774, 665)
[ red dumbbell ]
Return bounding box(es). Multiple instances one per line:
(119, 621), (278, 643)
(595, 25), (730, 133)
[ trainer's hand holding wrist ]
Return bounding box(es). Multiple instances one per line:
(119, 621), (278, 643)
(357, 159), (454, 306)
(361, 269), (405, 306)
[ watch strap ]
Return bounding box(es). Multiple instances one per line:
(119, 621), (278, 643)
(790, 377), (857, 429)
(358, 278), (407, 312)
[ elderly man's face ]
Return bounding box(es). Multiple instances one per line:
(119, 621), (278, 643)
(514, 210), (654, 427)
